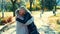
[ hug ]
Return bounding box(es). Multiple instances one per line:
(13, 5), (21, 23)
(15, 6), (39, 34)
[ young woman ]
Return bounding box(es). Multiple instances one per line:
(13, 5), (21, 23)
(15, 6), (39, 34)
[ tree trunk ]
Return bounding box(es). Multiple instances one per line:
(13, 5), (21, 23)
(2, 0), (4, 18)
(29, 0), (33, 12)
(11, 0), (17, 16)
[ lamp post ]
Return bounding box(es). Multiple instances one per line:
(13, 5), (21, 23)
(53, 0), (56, 16)
(40, 0), (45, 17)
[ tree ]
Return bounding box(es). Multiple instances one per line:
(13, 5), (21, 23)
(11, 0), (17, 16)
(41, 0), (45, 14)
(40, 0), (45, 17)
(19, 0), (26, 7)
(1, 0), (5, 18)
(29, 0), (33, 12)
(40, 0), (56, 16)
(41, 0), (56, 10)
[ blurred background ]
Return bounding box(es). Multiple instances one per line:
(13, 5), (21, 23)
(0, 0), (60, 34)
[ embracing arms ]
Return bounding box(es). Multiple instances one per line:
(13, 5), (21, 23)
(16, 13), (34, 25)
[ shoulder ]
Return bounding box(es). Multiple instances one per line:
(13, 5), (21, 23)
(25, 11), (31, 16)
(24, 12), (32, 18)
(24, 12), (32, 19)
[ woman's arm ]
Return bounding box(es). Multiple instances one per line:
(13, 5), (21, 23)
(16, 18), (25, 23)
(23, 13), (32, 23)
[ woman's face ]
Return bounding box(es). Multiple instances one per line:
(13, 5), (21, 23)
(19, 9), (25, 16)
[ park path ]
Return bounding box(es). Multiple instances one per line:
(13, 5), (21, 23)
(1, 11), (60, 34)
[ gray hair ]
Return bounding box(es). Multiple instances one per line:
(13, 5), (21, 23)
(15, 6), (31, 16)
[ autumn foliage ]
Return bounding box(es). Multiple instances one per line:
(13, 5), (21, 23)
(1, 16), (13, 25)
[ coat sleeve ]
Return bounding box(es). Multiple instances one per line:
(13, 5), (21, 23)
(25, 17), (34, 25)
(16, 18), (25, 23)
(16, 12), (32, 24)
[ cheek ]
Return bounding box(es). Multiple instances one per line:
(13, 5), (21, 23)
(19, 12), (24, 15)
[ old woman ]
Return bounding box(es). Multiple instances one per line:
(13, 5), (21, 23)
(15, 6), (39, 34)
